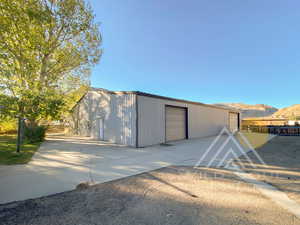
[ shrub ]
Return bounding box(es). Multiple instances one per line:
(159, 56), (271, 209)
(24, 125), (47, 143)
(0, 119), (17, 134)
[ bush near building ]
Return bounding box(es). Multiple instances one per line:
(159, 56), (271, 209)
(0, 119), (17, 134)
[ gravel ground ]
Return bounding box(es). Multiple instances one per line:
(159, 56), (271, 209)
(0, 166), (299, 225)
(239, 135), (300, 204)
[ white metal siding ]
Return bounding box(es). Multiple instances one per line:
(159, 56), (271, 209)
(165, 106), (186, 142)
(138, 95), (230, 147)
(72, 91), (137, 146)
(73, 91), (237, 147)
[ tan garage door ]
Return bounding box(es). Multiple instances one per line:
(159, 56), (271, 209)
(165, 106), (187, 142)
(229, 112), (239, 133)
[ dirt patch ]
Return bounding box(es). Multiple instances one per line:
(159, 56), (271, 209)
(0, 166), (298, 225)
(238, 136), (300, 204)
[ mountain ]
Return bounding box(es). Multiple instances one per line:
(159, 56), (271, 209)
(271, 104), (300, 119)
(215, 103), (278, 119)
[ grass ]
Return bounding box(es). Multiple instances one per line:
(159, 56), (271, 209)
(237, 131), (271, 149)
(0, 135), (41, 165)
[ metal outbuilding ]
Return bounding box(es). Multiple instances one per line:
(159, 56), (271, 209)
(70, 88), (240, 147)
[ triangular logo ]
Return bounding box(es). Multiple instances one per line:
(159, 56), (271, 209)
(194, 127), (266, 169)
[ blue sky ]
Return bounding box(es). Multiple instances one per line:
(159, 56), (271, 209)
(89, 0), (300, 109)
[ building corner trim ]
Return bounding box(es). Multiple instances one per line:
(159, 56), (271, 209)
(135, 94), (139, 148)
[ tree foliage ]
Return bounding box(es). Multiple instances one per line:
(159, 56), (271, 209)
(0, 0), (101, 124)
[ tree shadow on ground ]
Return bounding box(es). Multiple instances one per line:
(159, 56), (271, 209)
(0, 166), (298, 225)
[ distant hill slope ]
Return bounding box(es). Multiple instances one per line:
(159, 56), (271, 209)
(215, 103), (278, 119)
(271, 104), (300, 119)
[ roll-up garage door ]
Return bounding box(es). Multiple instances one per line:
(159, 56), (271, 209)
(165, 106), (187, 142)
(229, 112), (239, 133)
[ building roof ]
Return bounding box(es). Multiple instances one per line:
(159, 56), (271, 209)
(90, 87), (239, 113)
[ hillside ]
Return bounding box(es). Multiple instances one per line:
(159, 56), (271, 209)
(271, 104), (300, 119)
(215, 103), (278, 119)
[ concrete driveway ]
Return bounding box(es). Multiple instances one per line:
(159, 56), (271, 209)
(0, 134), (241, 204)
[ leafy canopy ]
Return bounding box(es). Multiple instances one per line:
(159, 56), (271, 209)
(0, 0), (101, 123)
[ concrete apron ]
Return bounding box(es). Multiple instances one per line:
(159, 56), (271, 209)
(0, 135), (231, 204)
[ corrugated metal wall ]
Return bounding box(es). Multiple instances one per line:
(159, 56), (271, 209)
(72, 91), (236, 147)
(72, 91), (137, 146)
(137, 95), (230, 147)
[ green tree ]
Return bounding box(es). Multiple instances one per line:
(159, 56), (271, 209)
(0, 0), (101, 126)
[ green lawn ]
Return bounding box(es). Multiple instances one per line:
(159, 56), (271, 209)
(0, 135), (41, 165)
